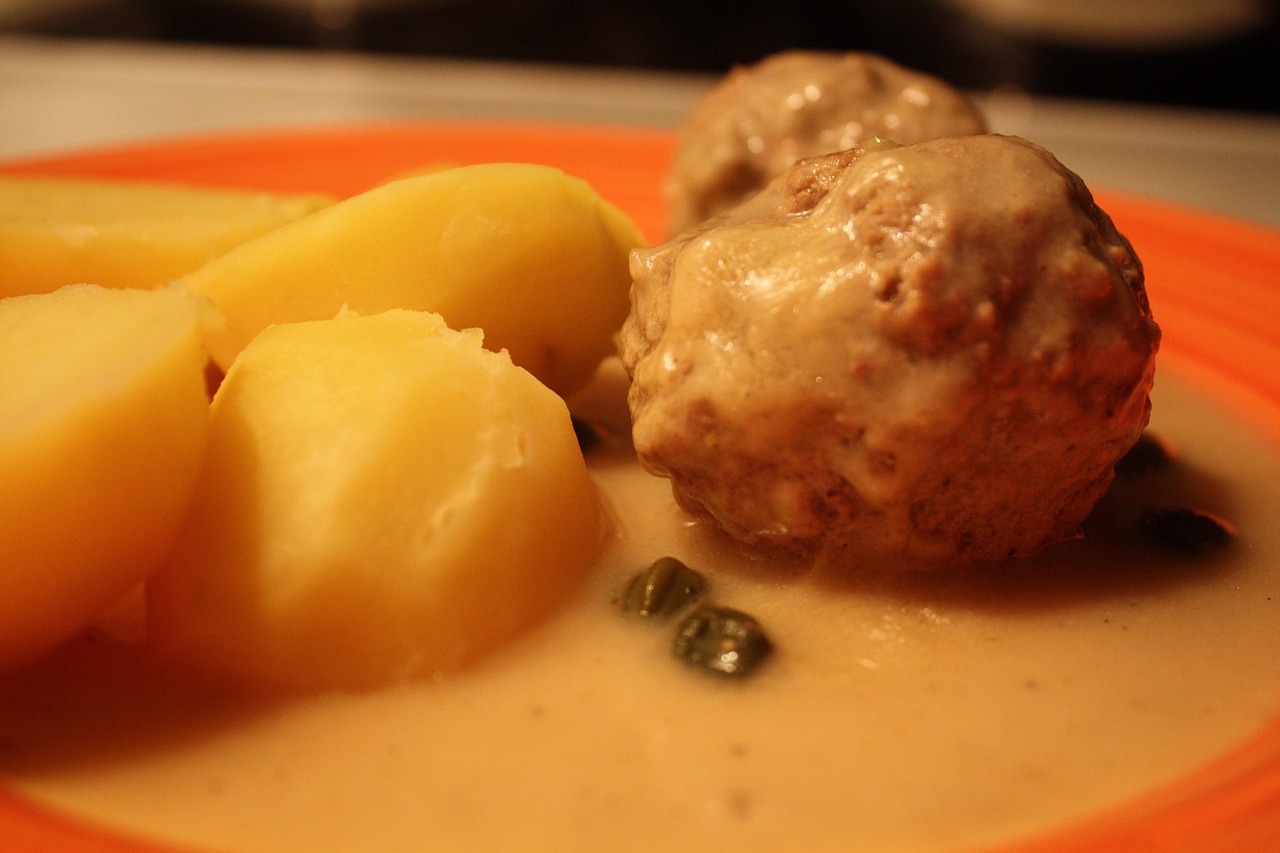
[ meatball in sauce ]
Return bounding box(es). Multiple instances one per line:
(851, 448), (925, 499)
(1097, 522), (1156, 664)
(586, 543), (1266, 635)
(623, 135), (1160, 567)
(667, 51), (987, 235)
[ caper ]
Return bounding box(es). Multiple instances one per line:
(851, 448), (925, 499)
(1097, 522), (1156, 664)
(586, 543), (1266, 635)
(618, 557), (706, 618)
(1137, 506), (1236, 557)
(1115, 432), (1175, 477)
(673, 605), (772, 678)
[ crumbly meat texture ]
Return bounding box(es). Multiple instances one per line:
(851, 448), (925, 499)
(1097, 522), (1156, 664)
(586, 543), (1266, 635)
(666, 51), (987, 235)
(621, 135), (1161, 567)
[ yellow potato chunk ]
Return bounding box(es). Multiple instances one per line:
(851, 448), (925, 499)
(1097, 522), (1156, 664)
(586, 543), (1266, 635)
(0, 284), (210, 668)
(147, 309), (604, 690)
(181, 163), (643, 396)
(0, 175), (333, 298)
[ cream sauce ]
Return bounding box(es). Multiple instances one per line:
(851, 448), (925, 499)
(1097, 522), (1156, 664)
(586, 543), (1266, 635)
(2, 368), (1279, 853)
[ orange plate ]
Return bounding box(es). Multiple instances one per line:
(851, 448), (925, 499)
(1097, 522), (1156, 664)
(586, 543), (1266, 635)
(2, 122), (1280, 853)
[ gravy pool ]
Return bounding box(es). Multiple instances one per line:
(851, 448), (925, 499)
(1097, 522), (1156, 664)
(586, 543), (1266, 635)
(2, 369), (1278, 853)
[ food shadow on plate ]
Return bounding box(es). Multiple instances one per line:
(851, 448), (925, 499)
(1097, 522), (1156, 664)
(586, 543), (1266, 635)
(0, 614), (293, 778)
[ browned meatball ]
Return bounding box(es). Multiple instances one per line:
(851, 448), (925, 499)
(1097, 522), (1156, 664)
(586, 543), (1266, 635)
(622, 135), (1160, 567)
(666, 51), (987, 235)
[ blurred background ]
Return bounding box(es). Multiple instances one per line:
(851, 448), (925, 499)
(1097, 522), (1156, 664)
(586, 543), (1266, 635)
(1, 0), (1277, 114)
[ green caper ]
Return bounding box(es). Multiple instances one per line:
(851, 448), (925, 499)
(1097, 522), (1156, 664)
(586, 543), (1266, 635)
(618, 557), (706, 618)
(673, 605), (772, 678)
(1137, 506), (1236, 557)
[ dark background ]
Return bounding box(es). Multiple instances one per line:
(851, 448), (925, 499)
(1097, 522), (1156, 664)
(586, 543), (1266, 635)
(5, 0), (1278, 114)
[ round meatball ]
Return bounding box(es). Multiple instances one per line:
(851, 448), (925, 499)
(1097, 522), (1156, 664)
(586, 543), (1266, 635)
(622, 135), (1160, 567)
(666, 51), (987, 235)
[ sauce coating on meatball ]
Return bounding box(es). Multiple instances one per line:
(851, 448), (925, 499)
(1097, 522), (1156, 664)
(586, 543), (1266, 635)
(666, 51), (988, 235)
(623, 135), (1160, 567)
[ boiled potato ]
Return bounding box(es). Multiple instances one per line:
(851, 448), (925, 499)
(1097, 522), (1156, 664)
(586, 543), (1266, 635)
(0, 284), (210, 668)
(147, 309), (604, 690)
(0, 175), (333, 298)
(181, 163), (643, 396)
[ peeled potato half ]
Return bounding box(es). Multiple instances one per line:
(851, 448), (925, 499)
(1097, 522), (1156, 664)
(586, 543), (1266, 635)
(0, 284), (210, 668)
(0, 175), (332, 298)
(181, 163), (643, 396)
(147, 309), (604, 690)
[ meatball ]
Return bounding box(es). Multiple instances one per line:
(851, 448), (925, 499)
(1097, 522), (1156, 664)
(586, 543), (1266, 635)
(667, 51), (987, 235)
(621, 135), (1160, 567)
